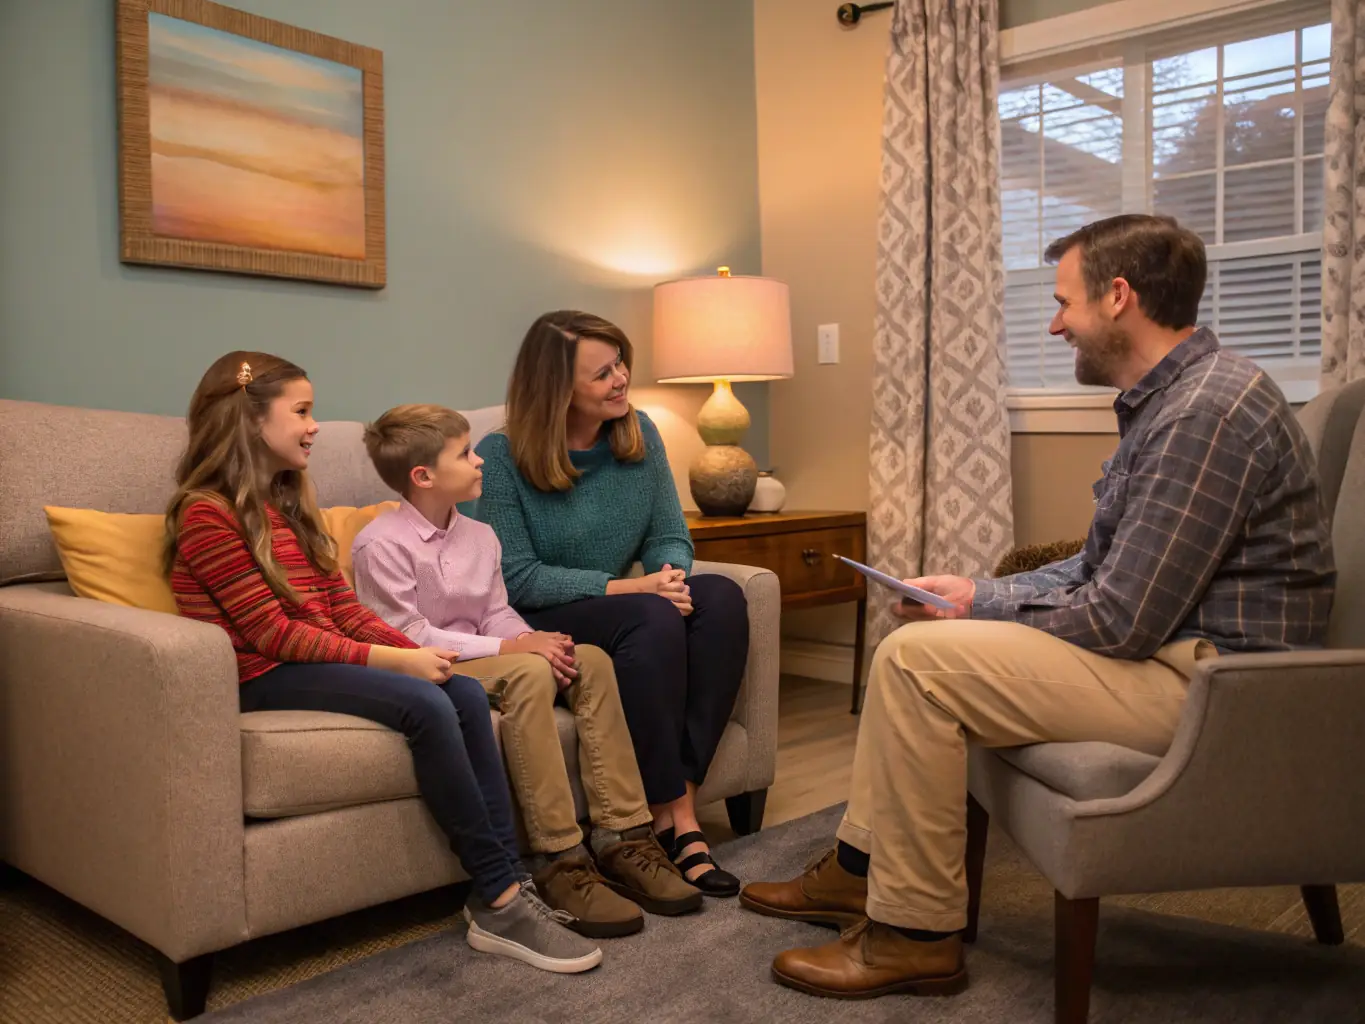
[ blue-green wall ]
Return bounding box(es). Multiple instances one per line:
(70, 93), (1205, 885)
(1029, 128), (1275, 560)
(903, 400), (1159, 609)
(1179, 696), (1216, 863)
(0, 0), (766, 464)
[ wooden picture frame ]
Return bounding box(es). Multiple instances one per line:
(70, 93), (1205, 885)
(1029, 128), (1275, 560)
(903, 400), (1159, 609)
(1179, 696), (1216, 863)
(115, 0), (386, 288)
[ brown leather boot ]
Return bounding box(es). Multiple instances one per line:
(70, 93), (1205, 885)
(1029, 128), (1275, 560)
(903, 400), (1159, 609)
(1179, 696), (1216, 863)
(533, 848), (644, 939)
(772, 919), (968, 999)
(596, 829), (703, 916)
(739, 848), (867, 929)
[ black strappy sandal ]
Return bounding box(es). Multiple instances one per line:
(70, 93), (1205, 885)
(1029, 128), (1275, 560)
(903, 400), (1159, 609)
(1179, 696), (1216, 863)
(669, 829), (741, 898)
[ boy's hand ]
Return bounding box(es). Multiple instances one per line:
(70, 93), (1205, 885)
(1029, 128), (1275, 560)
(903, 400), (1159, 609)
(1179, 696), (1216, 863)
(504, 631), (578, 689)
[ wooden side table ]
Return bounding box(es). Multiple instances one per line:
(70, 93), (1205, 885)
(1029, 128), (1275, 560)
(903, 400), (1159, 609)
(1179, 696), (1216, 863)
(687, 510), (868, 714)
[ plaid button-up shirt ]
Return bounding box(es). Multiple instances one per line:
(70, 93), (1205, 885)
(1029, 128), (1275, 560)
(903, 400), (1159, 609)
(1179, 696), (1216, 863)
(973, 328), (1335, 658)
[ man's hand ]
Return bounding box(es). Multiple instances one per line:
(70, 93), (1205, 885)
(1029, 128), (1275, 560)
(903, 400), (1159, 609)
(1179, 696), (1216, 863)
(503, 631), (578, 689)
(893, 575), (975, 622)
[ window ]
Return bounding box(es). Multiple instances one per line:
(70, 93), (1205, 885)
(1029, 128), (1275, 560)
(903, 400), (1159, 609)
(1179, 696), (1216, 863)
(999, 3), (1330, 401)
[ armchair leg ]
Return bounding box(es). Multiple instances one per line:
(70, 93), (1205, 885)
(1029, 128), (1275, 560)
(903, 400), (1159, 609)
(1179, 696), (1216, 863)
(1300, 885), (1345, 945)
(725, 788), (768, 836)
(1055, 893), (1099, 1024)
(155, 950), (213, 1021)
(963, 795), (989, 943)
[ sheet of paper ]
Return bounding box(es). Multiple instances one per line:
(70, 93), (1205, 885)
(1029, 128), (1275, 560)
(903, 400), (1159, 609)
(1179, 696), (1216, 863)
(835, 555), (957, 610)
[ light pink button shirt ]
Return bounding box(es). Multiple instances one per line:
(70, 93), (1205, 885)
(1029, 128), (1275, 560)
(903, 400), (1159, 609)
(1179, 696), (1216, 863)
(351, 501), (531, 661)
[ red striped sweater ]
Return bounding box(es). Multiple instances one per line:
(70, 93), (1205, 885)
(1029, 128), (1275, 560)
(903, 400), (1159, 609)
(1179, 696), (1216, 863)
(171, 500), (418, 683)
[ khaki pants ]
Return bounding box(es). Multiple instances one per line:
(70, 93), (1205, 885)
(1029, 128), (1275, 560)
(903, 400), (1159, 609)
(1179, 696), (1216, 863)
(457, 646), (652, 853)
(838, 619), (1216, 931)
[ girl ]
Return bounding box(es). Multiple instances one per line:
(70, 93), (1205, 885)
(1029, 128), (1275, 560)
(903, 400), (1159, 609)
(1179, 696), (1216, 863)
(468, 313), (750, 897)
(164, 351), (600, 974)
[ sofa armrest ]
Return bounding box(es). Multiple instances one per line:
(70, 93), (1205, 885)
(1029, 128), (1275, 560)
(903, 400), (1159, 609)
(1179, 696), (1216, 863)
(0, 584), (248, 960)
(693, 561), (781, 792)
(1067, 649), (1365, 890)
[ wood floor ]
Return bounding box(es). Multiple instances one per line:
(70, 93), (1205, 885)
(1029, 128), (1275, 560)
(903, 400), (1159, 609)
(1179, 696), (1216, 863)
(699, 675), (859, 842)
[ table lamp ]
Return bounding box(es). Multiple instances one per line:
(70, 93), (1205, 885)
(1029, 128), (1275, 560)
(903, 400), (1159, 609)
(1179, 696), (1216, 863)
(653, 267), (794, 516)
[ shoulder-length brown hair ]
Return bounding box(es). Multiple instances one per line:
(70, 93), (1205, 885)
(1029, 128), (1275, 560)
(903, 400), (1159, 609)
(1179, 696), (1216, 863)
(505, 311), (646, 492)
(163, 350), (336, 603)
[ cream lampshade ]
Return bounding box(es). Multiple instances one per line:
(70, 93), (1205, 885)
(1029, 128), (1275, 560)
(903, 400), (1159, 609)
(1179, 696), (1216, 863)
(653, 267), (794, 517)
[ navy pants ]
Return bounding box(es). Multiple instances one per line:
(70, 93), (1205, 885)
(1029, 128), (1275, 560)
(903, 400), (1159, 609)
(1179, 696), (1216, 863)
(240, 663), (522, 903)
(526, 574), (749, 805)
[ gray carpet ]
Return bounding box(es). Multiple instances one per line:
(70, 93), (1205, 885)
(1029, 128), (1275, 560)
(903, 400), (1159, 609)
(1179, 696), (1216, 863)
(199, 805), (1365, 1024)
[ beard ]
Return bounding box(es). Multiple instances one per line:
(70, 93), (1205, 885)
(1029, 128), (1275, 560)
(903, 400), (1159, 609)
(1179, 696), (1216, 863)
(1071, 321), (1132, 388)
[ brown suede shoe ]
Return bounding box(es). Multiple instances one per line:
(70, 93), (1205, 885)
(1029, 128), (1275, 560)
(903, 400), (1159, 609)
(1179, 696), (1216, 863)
(772, 919), (968, 999)
(533, 848), (644, 939)
(596, 830), (703, 916)
(739, 848), (867, 929)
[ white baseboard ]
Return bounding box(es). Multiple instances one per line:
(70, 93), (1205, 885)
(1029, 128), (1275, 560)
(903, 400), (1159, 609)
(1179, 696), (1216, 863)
(781, 639), (856, 685)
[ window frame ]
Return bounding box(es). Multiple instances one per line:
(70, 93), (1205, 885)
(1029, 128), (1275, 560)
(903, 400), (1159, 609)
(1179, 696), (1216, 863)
(999, 0), (1327, 433)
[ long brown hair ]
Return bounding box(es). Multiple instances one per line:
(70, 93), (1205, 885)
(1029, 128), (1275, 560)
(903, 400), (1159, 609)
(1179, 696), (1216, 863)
(164, 351), (336, 602)
(505, 311), (646, 492)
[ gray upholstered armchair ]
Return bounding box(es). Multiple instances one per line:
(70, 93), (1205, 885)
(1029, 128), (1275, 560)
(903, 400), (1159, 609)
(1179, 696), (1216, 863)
(966, 378), (1365, 1024)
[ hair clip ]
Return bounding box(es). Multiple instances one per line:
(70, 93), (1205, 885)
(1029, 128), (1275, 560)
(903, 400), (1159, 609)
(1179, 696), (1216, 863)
(237, 362), (253, 388)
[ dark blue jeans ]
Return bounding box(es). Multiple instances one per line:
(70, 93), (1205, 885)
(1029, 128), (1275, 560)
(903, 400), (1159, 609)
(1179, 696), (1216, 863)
(239, 663), (522, 904)
(526, 574), (749, 805)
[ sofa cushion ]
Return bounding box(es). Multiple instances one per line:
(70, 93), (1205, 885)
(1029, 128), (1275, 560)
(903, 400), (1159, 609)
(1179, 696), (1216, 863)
(995, 741), (1161, 802)
(43, 507), (178, 614)
(0, 400), (185, 584)
(242, 711), (420, 818)
(241, 703), (586, 820)
(0, 398), (506, 585)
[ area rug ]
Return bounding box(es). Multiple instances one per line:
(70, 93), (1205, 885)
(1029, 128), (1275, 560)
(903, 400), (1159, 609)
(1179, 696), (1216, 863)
(198, 804), (1365, 1024)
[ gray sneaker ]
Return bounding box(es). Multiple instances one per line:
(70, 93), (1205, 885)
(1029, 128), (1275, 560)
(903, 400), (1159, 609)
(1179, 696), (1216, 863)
(464, 884), (603, 973)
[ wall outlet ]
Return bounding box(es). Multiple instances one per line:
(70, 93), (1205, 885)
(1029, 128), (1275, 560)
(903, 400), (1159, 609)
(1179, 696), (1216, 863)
(817, 323), (840, 364)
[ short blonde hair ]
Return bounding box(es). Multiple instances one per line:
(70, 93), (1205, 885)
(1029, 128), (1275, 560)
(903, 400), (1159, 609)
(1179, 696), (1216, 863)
(363, 404), (471, 496)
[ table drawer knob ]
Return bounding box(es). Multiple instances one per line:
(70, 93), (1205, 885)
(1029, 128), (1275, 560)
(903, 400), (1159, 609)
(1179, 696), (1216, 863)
(801, 548), (822, 566)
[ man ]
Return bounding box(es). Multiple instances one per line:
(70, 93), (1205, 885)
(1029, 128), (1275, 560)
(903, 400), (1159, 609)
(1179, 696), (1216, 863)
(741, 214), (1335, 999)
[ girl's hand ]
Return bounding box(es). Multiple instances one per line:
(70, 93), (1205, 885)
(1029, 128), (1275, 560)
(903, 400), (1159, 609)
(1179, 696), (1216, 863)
(370, 645), (459, 683)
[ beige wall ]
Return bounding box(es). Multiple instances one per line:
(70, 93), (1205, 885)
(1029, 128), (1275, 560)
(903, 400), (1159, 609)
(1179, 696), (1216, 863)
(754, 0), (1118, 644)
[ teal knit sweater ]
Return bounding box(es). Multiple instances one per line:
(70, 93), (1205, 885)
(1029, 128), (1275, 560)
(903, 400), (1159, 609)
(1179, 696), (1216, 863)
(464, 410), (695, 610)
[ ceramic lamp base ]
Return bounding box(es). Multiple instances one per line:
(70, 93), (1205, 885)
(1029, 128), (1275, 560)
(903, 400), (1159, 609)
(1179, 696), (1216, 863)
(689, 444), (758, 517)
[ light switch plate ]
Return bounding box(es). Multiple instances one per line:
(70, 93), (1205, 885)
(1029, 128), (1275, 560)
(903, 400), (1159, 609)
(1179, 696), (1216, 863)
(817, 323), (840, 364)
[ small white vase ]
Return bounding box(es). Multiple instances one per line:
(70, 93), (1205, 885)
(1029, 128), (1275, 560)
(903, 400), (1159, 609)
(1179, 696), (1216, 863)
(748, 472), (787, 513)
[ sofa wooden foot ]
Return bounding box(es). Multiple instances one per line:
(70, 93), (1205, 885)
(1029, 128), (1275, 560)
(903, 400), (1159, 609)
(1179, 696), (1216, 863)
(1301, 884), (1345, 945)
(725, 788), (768, 836)
(155, 950), (213, 1021)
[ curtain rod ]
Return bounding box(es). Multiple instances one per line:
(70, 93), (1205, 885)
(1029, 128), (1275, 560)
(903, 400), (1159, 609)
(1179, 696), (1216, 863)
(837, 2), (893, 25)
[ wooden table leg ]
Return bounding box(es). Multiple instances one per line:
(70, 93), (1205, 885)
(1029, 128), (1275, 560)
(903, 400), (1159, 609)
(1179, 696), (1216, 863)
(851, 597), (867, 714)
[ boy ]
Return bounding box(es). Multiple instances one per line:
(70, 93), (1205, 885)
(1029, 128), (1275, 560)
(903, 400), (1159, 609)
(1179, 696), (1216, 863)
(353, 404), (702, 937)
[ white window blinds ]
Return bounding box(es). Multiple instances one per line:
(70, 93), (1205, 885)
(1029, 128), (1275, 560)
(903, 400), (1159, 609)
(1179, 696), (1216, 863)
(999, 1), (1330, 397)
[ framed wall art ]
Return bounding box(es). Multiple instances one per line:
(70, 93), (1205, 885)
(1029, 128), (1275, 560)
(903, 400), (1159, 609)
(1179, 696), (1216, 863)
(115, 0), (386, 288)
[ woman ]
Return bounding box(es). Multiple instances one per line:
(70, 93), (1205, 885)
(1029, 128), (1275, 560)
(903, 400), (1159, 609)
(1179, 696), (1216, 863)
(469, 311), (750, 897)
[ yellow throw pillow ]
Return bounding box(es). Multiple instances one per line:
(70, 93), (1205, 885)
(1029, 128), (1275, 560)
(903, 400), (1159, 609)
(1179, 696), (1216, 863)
(44, 503), (399, 611)
(321, 502), (400, 588)
(43, 507), (177, 614)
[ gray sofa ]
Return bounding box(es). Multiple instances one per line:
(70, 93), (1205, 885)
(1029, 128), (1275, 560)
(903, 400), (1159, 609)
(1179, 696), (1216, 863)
(966, 378), (1365, 1023)
(0, 397), (780, 1020)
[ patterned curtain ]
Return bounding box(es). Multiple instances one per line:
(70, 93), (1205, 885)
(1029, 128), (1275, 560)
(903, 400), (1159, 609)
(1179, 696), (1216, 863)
(866, 0), (1014, 648)
(1323, 0), (1365, 385)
